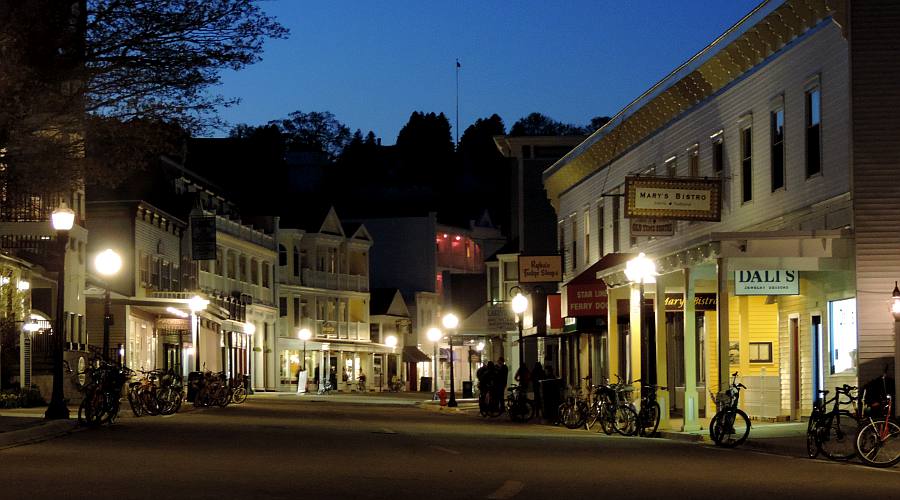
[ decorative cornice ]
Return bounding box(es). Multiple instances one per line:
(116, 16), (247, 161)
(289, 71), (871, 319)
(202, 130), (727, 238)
(543, 0), (843, 211)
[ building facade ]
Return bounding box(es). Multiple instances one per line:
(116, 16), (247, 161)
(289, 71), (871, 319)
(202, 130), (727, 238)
(544, 0), (895, 428)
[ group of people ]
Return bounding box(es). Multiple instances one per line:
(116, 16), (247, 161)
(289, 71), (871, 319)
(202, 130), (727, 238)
(476, 357), (554, 414)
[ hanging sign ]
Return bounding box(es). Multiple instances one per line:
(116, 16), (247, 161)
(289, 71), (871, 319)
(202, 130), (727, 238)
(734, 270), (799, 295)
(625, 176), (722, 221)
(518, 255), (562, 283)
(487, 303), (517, 333)
(630, 219), (675, 237)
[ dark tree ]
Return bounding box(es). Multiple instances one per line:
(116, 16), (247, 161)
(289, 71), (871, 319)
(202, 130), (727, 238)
(395, 111), (454, 183)
(0, 0), (287, 194)
(587, 115), (612, 133)
(509, 112), (584, 137)
(455, 114), (509, 226)
(270, 111), (352, 161)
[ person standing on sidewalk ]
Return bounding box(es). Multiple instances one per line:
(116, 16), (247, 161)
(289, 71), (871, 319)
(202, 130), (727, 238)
(493, 357), (508, 412)
(531, 361), (545, 416)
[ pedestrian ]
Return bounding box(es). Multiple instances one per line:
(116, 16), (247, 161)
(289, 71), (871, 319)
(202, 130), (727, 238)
(476, 360), (496, 413)
(514, 363), (530, 391)
(532, 361), (546, 416)
(329, 366), (337, 392)
(493, 357), (508, 412)
(545, 365), (554, 380)
(358, 368), (367, 392)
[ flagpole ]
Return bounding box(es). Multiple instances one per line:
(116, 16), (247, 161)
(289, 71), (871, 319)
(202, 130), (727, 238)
(455, 58), (460, 148)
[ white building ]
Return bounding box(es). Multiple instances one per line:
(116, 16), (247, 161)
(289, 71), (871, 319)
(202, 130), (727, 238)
(544, 0), (900, 427)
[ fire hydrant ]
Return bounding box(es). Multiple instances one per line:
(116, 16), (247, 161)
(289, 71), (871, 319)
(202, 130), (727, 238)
(438, 388), (448, 406)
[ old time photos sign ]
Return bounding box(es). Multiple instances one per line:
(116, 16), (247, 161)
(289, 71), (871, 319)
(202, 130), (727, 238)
(625, 176), (723, 221)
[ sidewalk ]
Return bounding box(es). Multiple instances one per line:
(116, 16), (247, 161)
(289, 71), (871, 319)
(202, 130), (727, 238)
(658, 418), (808, 457)
(0, 407), (80, 450)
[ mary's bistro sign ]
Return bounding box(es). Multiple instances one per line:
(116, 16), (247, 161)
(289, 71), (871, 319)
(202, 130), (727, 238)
(734, 270), (799, 295)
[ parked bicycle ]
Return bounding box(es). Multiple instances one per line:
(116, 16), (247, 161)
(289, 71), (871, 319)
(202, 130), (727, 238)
(558, 383), (589, 429)
(634, 379), (661, 437)
(229, 375), (248, 404)
(505, 385), (534, 423)
(194, 370), (230, 407)
(77, 356), (129, 426)
(855, 374), (900, 468)
(709, 371), (750, 447)
(806, 384), (859, 460)
(478, 385), (503, 418)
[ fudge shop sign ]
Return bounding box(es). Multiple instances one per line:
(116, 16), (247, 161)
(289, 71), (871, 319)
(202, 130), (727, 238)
(518, 255), (562, 283)
(734, 270), (799, 296)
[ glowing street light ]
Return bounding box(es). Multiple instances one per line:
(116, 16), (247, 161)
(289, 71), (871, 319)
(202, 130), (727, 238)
(625, 252), (657, 390)
(188, 295), (208, 372)
(442, 313), (460, 407)
(385, 335), (398, 348)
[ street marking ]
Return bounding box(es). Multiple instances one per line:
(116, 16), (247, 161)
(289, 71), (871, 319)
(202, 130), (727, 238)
(430, 445), (461, 455)
(487, 480), (524, 499)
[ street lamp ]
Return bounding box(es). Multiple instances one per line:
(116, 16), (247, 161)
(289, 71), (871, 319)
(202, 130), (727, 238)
(625, 252), (657, 386)
(95, 248), (122, 362)
(385, 335), (398, 349)
(891, 282), (900, 321)
(427, 327), (442, 392)
(46, 202), (75, 420)
(442, 312), (460, 407)
(510, 287), (528, 369)
(297, 327), (311, 394)
(188, 295), (209, 371)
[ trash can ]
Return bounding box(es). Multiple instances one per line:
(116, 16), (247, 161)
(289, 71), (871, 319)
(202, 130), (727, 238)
(462, 381), (473, 398)
(420, 376), (433, 393)
(540, 378), (563, 424)
(187, 371), (203, 403)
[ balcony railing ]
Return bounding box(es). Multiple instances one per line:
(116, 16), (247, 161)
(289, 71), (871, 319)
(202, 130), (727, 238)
(312, 319), (369, 341)
(301, 268), (368, 292)
(215, 216), (274, 249)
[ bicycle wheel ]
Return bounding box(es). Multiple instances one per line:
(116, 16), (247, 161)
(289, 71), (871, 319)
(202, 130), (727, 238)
(509, 400), (533, 423)
(806, 410), (820, 458)
(613, 405), (638, 436)
(560, 402), (583, 429)
(585, 402), (601, 431)
(127, 388), (143, 418)
(819, 410), (858, 460)
(638, 401), (661, 437)
(712, 409), (750, 447)
(856, 419), (900, 468)
(709, 413), (721, 443)
(232, 386), (247, 404)
(600, 404), (616, 435)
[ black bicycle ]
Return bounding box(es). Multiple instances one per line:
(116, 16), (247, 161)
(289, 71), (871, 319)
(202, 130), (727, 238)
(505, 385), (534, 423)
(806, 384), (859, 460)
(709, 372), (750, 447)
(634, 380), (661, 437)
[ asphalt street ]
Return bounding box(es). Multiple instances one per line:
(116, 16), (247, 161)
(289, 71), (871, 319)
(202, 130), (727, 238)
(1, 396), (898, 499)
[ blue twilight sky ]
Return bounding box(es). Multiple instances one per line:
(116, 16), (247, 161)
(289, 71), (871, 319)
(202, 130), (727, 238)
(212, 0), (763, 144)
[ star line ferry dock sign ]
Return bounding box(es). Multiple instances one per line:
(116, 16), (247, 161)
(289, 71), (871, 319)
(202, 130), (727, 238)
(625, 176), (723, 222)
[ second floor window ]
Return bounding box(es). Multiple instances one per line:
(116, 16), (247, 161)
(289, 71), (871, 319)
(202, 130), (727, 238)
(689, 146), (699, 177)
(741, 126), (753, 203)
(262, 262), (270, 288)
(279, 297), (287, 317)
(612, 195), (620, 253)
(806, 87), (821, 177)
(293, 246), (300, 277)
(712, 136), (724, 175)
(771, 108), (785, 191)
(250, 258), (259, 285)
(227, 252), (236, 279)
(293, 297), (300, 327)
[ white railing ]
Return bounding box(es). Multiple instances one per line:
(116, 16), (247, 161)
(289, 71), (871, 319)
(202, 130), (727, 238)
(314, 319), (370, 341)
(302, 268), (368, 292)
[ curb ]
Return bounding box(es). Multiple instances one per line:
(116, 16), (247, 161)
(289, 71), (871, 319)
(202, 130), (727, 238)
(0, 420), (81, 450)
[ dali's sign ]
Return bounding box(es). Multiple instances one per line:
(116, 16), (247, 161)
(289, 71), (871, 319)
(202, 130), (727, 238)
(734, 270), (799, 295)
(625, 176), (723, 221)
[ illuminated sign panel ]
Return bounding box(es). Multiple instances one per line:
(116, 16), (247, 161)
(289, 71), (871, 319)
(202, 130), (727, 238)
(518, 255), (562, 283)
(625, 176), (723, 221)
(734, 270), (799, 295)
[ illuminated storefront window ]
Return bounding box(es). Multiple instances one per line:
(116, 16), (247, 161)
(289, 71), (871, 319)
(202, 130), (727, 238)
(828, 298), (857, 374)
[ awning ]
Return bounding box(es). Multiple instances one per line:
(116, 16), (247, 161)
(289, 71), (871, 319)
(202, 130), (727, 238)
(402, 346), (431, 363)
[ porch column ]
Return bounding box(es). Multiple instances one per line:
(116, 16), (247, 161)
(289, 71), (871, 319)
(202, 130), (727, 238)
(683, 267), (700, 431)
(607, 288), (619, 380)
(629, 283), (642, 388)
(654, 276), (670, 429)
(717, 258), (730, 392)
(321, 348), (329, 392)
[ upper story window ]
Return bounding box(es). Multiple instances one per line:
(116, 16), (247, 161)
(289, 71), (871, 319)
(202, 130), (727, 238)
(227, 251), (237, 279)
(741, 125), (753, 203)
(665, 156), (677, 177)
(278, 244), (287, 267)
(293, 246), (300, 277)
(250, 258), (259, 285)
(279, 297), (287, 317)
(557, 220), (565, 257)
(771, 107), (785, 191)
(262, 262), (271, 288)
(568, 215), (577, 272)
(611, 193), (620, 253)
(239, 255), (248, 282)
(711, 131), (724, 176)
(215, 247), (224, 276)
(583, 208), (590, 265)
(688, 145), (699, 177)
(806, 86), (822, 177)
(597, 204), (605, 258)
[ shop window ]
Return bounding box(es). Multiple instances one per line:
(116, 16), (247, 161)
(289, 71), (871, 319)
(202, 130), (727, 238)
(749, 342), (773, 363)
(829, 298), (857, 374)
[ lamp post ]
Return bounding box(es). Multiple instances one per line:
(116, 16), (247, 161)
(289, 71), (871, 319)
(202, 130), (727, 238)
(510, 288), (528, 369)
(94, 248), (122, 362)
(188, 295), (209, 372)
(297, 327), (311, 394)
(442, 313), (460, 407)
(45, 202), (75, 420)
(384, 335), (398, 392)
(427, 327), (442, 392)
(624, 252), (657, 386)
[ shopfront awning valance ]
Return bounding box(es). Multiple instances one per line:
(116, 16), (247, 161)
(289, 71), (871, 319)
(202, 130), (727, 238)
(402, 346), (431, 363)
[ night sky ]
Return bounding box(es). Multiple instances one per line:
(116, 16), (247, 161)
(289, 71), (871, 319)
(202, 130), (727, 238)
(212, 0), (762, 143)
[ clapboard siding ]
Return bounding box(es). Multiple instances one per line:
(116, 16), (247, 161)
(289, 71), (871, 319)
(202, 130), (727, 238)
(850, 1), (900, 383)
(559, 21), (851, 274)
